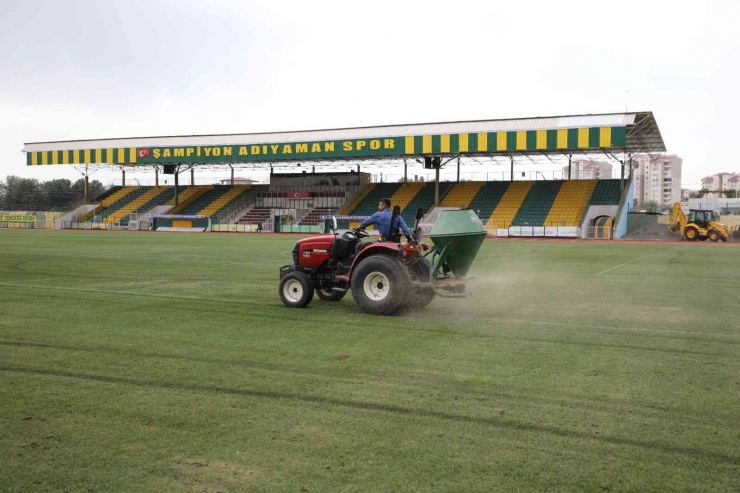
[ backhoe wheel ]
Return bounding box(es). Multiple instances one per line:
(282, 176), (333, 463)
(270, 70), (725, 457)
(708, 230), (721, 242)
(316, 288), (346, 302)
(684, 227), (699, 241)
(279, 272), (314, 308)
(351, 255), (409, 315)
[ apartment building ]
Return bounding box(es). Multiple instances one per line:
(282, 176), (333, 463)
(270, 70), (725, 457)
(561, 160), (613, 180)
(633, 155), (682, 206)
(701, 172), (740, 192)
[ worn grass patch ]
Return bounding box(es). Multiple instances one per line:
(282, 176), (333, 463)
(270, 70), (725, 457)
(0, 230), (738, 492)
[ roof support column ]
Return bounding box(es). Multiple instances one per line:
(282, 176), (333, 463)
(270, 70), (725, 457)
(84, 174), (89, 203)
(191, 167), (195, 186)
(620, 159), (625, 199)
(174, 166), (179, 206)
(434, 165), (440, 205)
(568, 155), (572, 180)
(457, 158), (461, 182)
(510, 156), (514, 181)
(122, 169), (126, 187)
(155, 167), (159, 187)
(230, 165), (234, 186)
(403, 159), (407, 182)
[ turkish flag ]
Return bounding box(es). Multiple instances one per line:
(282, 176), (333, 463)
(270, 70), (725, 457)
(137, 148), (150, 158)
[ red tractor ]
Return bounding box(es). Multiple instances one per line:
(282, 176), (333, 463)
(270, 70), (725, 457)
(279, 210), (487, 315)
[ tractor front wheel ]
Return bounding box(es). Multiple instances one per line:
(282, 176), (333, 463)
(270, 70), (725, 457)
(684, 227), (699, 241)
(708, 230), (721, 242)
(316, 288), (346, 302)
(351, 255), (409, 315)
(279, 272), (314, 308)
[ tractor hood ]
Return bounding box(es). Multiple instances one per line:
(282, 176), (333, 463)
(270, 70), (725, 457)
(429, 210), (487, 278)
(295, 234), (335, 246)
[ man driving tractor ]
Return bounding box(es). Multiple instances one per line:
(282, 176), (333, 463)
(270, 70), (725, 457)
(357, 198), (416, 243)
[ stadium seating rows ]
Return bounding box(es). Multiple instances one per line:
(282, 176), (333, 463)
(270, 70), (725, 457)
(441, 182), (485, 209)
(80, 180), (625, 228)
(544, 180), (597, 227)
(486, 182), (534, 229)
(511, 181), (563, 226)
(347, 179), (624, 229)
(83, 185), (252, 224)
(350, 183), (403, 217)
(299, 207), (335, 225)
(238, 207), (272, 226)
(589, 180), (622, 205)
(466, 182), (511, 224)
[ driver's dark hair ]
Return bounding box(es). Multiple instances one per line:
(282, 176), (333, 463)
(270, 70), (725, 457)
(380, 198), (391, 208)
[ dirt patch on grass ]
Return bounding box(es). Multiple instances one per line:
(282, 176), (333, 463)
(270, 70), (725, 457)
(173, 456), (265, 491)
(21, 414), (46, 422)
(124, 443), (148, 452)
(22, 442), (51, 451)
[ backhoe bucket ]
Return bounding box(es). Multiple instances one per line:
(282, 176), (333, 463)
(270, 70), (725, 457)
(428, 210), (487, 278)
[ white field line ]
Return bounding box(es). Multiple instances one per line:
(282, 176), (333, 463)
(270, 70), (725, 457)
(597, 253), (655, 276)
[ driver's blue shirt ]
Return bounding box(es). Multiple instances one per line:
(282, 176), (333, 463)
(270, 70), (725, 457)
(359, 208), (411, 238)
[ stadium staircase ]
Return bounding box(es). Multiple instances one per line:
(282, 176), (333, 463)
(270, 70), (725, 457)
(440, 182), (486, 209)
(588, 179), (622, 205)
(511, 181), (563, 226)
(486, 182), (534, 229)
(466, 182), (511, 224)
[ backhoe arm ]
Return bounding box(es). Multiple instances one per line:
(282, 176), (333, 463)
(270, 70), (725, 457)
(669, 202), (686, 234)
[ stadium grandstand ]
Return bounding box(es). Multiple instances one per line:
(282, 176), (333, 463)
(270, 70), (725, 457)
(20, 112), (665, 237)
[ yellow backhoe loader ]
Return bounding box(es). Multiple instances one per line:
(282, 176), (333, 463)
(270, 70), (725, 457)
(669, 202), (731, 242)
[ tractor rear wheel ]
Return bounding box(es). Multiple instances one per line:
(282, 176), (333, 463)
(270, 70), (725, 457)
(409, 286), (436, 309)
(316, 288), (346, 302)
(684, 227), (699, 241)
(708, 230), (721, 242)
(279, 272), (314, 308)
(351, 255), (409, 315)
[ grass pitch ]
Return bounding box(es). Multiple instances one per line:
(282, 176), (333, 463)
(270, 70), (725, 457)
(0, 230), (738, 492)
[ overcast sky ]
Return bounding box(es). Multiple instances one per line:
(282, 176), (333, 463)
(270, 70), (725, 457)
(2, 0), (739, 187)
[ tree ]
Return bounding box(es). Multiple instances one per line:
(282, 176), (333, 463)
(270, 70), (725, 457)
(1, 176), (42, 210)
(692, 188), (710, 199)
(0, 175), (106, 211)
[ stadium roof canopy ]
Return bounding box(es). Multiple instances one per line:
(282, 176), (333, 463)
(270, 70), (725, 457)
(22, 111), (665, 169)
